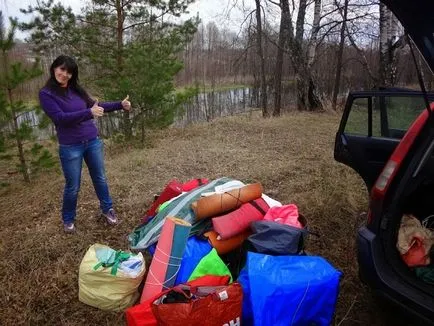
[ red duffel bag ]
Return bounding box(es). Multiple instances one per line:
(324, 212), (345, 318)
(151, 282), (243, 326)
(125, 275), (231, 326)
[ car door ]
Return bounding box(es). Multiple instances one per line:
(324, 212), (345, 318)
(334, 90), (431, 191)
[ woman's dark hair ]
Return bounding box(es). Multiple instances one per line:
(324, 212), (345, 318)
(44, 55), (94, 106)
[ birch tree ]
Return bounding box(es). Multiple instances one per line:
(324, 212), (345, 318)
(283, 0), (323, 111)
(379, 2), (402, 87)
(332, 0), (349, 111)
(272, 0), (290, 116)
(254, 0), (269, 117)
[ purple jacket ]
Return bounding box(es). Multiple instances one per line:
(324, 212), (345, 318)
(39, 87), (122, 145)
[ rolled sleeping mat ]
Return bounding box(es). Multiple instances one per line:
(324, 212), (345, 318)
(204, 230), (252, 255)
(212, 198), (270, 240)
(191, 183), (263, 220)
(140, 217), (191, 303)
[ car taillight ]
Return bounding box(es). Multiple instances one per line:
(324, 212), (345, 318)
(372, 104), (433, 199)
(373, 160), (398, 192)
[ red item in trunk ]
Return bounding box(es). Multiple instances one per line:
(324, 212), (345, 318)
(402, 236), (431, 267)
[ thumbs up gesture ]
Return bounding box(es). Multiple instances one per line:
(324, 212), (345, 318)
(90, 99), (104, 118)
(121, 95), (131, 111)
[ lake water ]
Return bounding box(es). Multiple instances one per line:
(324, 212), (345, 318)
(10, 86), (296, 140)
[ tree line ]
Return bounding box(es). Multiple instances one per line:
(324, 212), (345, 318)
(177, 0), (432, 116)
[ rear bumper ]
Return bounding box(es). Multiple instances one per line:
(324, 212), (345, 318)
(357, 226), (434, 324)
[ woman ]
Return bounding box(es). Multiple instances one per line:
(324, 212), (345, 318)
(39, 55), (131, 233)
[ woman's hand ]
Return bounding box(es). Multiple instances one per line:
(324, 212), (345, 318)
(121, 95), (131, 111)
(91, 100), (104, 118)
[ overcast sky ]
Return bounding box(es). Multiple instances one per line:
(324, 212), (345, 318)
(1, 0), (257, 39)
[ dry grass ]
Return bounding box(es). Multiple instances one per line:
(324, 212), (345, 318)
(0, 111), (417, 325)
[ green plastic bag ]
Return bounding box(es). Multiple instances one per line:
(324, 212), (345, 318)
(93, 247), (133, 276)
(188, 248), (233, 282)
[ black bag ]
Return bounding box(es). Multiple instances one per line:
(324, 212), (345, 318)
(247, 220), (309, 255)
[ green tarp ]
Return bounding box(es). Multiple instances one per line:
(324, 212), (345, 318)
(128, 177), (234, 250)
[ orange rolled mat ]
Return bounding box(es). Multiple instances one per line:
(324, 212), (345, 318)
(204, 230), (251, 255)
(191, 183), (263, 220)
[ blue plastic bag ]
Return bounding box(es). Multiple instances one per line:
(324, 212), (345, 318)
(237, 268), (254, 325)
(148, 236), (212, 285)
(238, 252), (342, 326)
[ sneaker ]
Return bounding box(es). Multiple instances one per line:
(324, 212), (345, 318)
(102, 208), (118, 225)
(63, 222), (76, 233)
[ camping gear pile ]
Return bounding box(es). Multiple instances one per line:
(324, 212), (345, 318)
(78, 177), (342, 325)
(397, 214), (434, 284)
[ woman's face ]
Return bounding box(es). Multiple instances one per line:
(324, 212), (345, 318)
(54, 65), (72, 87)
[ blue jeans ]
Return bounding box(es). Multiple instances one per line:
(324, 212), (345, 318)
(59, 138), (113, 224)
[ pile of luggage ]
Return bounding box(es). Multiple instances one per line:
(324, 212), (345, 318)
(78, 177), (342, 325)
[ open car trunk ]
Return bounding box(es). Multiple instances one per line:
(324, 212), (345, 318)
(381, 0), (434, 73)
(399, 182), (434, 288)
(385, 155), (434, 298)
(380, 0), (434, 295)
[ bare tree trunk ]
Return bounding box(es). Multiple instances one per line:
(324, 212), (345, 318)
(291, 0), (322, 111)
(306, 0), (323, 111)
(116, 0), (131, 138)
(207, 23), (217, 89)
(419, 52), (426, 86)
(293, 0), (307, 111)
(273, 0), (290, 116)
(201, 24), (206, 89)
(307, 0), (321, 68)
(388, 13), (401, 86)
(194, 28), (200, 85)
(332, 0), (349, 111)
(379, 3), (402, 87)
(254, 0), (269, 117)
(379, 2), (390, 87)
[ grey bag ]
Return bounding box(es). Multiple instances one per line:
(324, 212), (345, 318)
(247, 220), (308, 255)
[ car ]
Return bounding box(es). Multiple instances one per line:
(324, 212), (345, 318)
(334, 0), (434, 324)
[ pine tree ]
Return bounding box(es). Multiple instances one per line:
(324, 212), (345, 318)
(0, 13), (56, 183)
(21, 0), (199, 142)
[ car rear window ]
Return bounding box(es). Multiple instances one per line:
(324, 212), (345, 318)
(344, 97), (372, 135)
(383, 96), (427, 137)
(344, 94), (432, 139)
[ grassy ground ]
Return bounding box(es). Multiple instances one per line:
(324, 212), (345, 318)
(0, 111), (420, 325)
